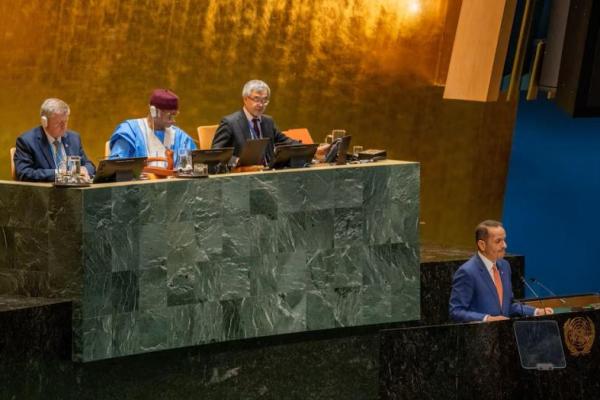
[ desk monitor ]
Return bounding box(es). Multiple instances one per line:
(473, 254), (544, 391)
(238, 138), (270, 166)
(270, 143), (319, 169)
(325, 135), (352, 165)
(191, 147), (234, 174)
(93, 157), (146, 183)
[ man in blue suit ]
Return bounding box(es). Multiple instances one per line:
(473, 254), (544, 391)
(449, 220), (553, 322)
(14, 98), (95, 182)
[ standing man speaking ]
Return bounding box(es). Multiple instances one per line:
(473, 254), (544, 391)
(449, 220), (553, 322)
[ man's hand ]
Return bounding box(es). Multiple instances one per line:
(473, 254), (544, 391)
(534, 307), (554, 316)
(485, 315), (509, 322)
(315, 143), (331, 162)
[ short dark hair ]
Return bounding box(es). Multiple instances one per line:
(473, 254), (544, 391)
(475, 220), (503, 243)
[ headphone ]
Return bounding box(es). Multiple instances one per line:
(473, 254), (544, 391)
(41, 115), (48, 128)
(149, 105), (158, 118)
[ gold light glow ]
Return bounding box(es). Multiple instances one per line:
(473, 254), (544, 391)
(0, 0), (523, 248)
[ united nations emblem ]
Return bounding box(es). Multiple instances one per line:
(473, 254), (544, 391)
(563, 317), (595, 356)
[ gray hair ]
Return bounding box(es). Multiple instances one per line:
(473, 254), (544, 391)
(475, 220), (503, 243)
(40, 98), (70, 118)
(242, 80), (270, 97)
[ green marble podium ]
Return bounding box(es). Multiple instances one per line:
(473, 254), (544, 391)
(0, 160), (419, 361)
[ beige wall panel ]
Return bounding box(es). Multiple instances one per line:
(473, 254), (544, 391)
(443, 0), (517, 101)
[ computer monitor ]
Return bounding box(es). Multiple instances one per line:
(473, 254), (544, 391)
(270, 143), (319, 169)
(93, 157), (146, 183)
(238, 138), (270, 166)
(191, 147), (234, 174)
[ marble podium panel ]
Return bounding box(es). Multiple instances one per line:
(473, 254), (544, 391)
(0, 161), (420, 361)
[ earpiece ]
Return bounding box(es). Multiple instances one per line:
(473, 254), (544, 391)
(41, 115), (48, 128)
(150, 105), (157, 118)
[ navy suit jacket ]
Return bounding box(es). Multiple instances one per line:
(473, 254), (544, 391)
(449, 255), (535, 322)
(14, 126), (96, 182)
(211, 110), (297, 160)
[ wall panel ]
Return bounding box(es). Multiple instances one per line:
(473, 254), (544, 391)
(0, 0), (518, 247)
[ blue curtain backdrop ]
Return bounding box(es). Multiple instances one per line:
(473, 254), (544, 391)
(503, 95), (600, 296)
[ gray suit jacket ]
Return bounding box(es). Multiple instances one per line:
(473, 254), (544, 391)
(211, 110), (297, 161)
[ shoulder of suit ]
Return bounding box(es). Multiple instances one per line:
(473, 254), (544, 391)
(18, 126), (42, 140)
(460, 254), (482, 272)
(65, 130), (81, 138)
(222, 110), (244, 122)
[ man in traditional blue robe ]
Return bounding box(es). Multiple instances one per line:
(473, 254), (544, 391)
(109, 89), (196, 167)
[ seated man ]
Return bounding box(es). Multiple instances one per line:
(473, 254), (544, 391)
(211, 80), (299, 165)
(109, 89), (196, 166)
(449, 220), (553, 322)
(14, 98), (95, 182)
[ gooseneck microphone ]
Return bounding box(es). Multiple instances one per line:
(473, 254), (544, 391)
(520, 276), (549, 316)
(520, 276), (540, 298)
(529, 277), (567, 304)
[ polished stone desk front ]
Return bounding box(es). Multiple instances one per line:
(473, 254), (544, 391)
(380, 300), (600, 400)
(0, 160), (420, 361)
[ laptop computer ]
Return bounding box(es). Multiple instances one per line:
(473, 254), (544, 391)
(270, 143), (319, 169)
(238, 138), (270, 166)
(93, 157), (146, 183)
(191, 147), (234, 174)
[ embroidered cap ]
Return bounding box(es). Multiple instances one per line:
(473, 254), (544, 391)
(149, 89), (179, 110)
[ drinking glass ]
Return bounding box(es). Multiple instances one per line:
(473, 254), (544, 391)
(352, 145), (364, 156)
(193, 162), (208, 176)
(55, 159), (67, 184)
(67, 156), (81, 175)
(177, 149), (192, 173)
(331, 129), (346, 141)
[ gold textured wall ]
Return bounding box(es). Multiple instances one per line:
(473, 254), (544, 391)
(0, 0), (518, 247)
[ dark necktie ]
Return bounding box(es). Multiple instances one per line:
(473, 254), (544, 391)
(251, 118), (268, 165)
(252, 118), (261, 139)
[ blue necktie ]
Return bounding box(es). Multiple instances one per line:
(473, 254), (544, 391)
(53, 140), (63, 167)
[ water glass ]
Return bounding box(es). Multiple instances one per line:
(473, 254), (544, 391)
(67, 156), (81, 177)
(177, 149), (192, 173)
(193, 162), (208, 176)
(352, 145), (364, 156)
(331, 129), (346, 141)
(55, 159), (67, 184)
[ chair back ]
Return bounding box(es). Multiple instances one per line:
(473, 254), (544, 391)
(9, 147), (16, 180)
(197, 125), (218, 150)
(283, 128), (314, 144)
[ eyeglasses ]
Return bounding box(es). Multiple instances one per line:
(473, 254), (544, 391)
(247, 96), (270, 105)
(159, 110), (179, 120)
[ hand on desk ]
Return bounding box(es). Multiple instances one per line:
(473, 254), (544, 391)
(485, 315), (509, 322)
(314, 143), (331, 162)
(534, 307), (554, 316)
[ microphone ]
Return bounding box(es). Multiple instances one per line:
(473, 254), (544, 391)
(520, 276), (550, 316)
(529, 277), (567, 304)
